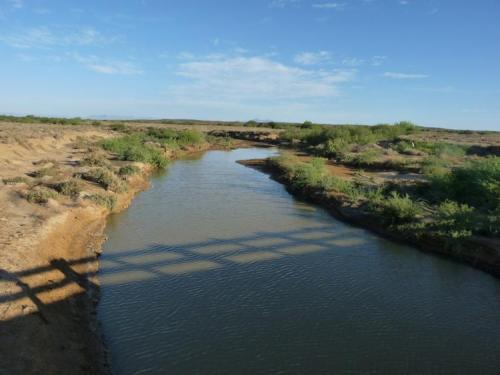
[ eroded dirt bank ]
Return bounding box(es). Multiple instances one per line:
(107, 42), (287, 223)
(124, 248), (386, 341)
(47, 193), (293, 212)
(0, 122), (266, 375)
(238, 158), (500, 278)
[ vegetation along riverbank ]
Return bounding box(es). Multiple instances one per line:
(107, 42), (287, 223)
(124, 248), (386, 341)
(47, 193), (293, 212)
(238, 121), (500, 277)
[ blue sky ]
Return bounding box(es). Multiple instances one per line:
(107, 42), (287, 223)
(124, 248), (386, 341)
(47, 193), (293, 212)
(0, 0), (499, 130)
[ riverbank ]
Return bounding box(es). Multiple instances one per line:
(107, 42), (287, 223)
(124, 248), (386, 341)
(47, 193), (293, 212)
(0, 122), (262, 374)
(238, 158), (500, 278)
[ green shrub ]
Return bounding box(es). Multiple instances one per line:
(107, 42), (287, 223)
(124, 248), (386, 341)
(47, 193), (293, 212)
(85, 193), (117, 210)
(426, 157), (500, 211)
(54, 179), (83, 198)
(82, 168), (127, 192)
(346, 148), (383, 166)
(434, 200), (475, 238)
(110, 122), (127, 132)
(369, 191), (424, 225)
(26, 188), (58, 204)
(118, 165), (141, 176)
(146, 128), (205, 147)
(99, 134), (169, 169)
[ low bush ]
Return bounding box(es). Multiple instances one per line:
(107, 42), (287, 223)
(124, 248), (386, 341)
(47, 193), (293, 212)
(80, 153), (111, 168)
(425, 157), (500, 211)
(54, 179), (84, 198)
(3, 176), (31, 185)
(82, 168), (127, 193)
(434, 200), (476, 238)
(118, 165), (141, 176)
(31, 165), (59, 178)
(368, 191), (424, 225)
(26, 188), (58, 204)
(85, 193), (117, 210)
(99, 134), (169, 169)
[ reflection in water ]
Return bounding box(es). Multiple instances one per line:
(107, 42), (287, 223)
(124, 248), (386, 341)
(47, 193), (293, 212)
(99, 148), (500, 375)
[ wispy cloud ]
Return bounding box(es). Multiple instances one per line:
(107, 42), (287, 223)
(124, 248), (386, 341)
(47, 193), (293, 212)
(0, 26), (115, 49)
(371, 55), (387, 66)
(72, 54), (143, 75)
(170, 56), (354, 102)
(383, 72), (428, 79)
(7, 0), (23, 9)
(294, 51), (332, 65)
(269, 0), (301, 8)
(312, 2), (346, 9)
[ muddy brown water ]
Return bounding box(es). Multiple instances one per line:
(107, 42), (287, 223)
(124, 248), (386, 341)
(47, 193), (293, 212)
(98, 148), (500, 374)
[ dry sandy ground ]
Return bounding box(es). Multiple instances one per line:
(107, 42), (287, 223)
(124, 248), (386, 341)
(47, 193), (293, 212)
(0, 123), (118, 374)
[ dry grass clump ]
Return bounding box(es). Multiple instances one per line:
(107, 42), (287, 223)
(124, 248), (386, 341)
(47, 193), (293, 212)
(26, 187), (58, 204)
(2, 176), (31, 185)
(79, 153), (111, 168)
(85, 193), (117, 210)
(81, 167), (127, 193)
(53, 178), (84, 199)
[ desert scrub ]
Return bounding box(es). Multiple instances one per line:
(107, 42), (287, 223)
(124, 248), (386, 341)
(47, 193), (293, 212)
(425, 156), (500, 210)
(53, 179), (84, 198)
(99, 134), (169, 169)
(2, 176), (31, 185)
(270, 155), (360, 200)
(82, 168), (127, 193)
(433, 200), (476, 238)
(85, 193), (117, 210)
(118, 165), (141, 176)
(368, 191), (424, 225)
(146, 128), (205, 148)
(31, 165), (59, 178)
(80, 153), (111, 168)
(26, 187), (58, 204)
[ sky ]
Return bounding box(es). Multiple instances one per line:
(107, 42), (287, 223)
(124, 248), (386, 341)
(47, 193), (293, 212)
(0, 0), (499, 130)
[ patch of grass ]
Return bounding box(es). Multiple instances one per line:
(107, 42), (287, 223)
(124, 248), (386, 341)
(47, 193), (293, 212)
(345, 148), (383, 166)
(110, 122), (127, 132)
(85, 193), (117, 210)
(31, 165), (59, 178)
(80, 153), (111, 168)
(26, 187), (58, 204)
(82, 168), (128, 193)
(53, 179), (84, 198)
(118, 165), (141, 176)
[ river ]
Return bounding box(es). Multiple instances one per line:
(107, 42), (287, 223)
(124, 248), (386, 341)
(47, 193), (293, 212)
(98, 147), (500, 374)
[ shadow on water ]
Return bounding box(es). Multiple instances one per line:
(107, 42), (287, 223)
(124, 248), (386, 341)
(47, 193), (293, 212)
(99, 225), (367, 284)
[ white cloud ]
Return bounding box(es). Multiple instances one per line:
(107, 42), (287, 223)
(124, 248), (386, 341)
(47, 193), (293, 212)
(312, 2), (346, 9)
(383, 72), (428, 79)
(294, 51), (332, 65)
(371, 55), (387, 66)
(7, 0), (23, 8)
(0, 26), (114, 49)
(269, 0), (301, 8)
(399, 0), (410, 5)
(72, 54), (143, 75)
(342, 57), (364, 66)
(170, 56), (354, 102)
